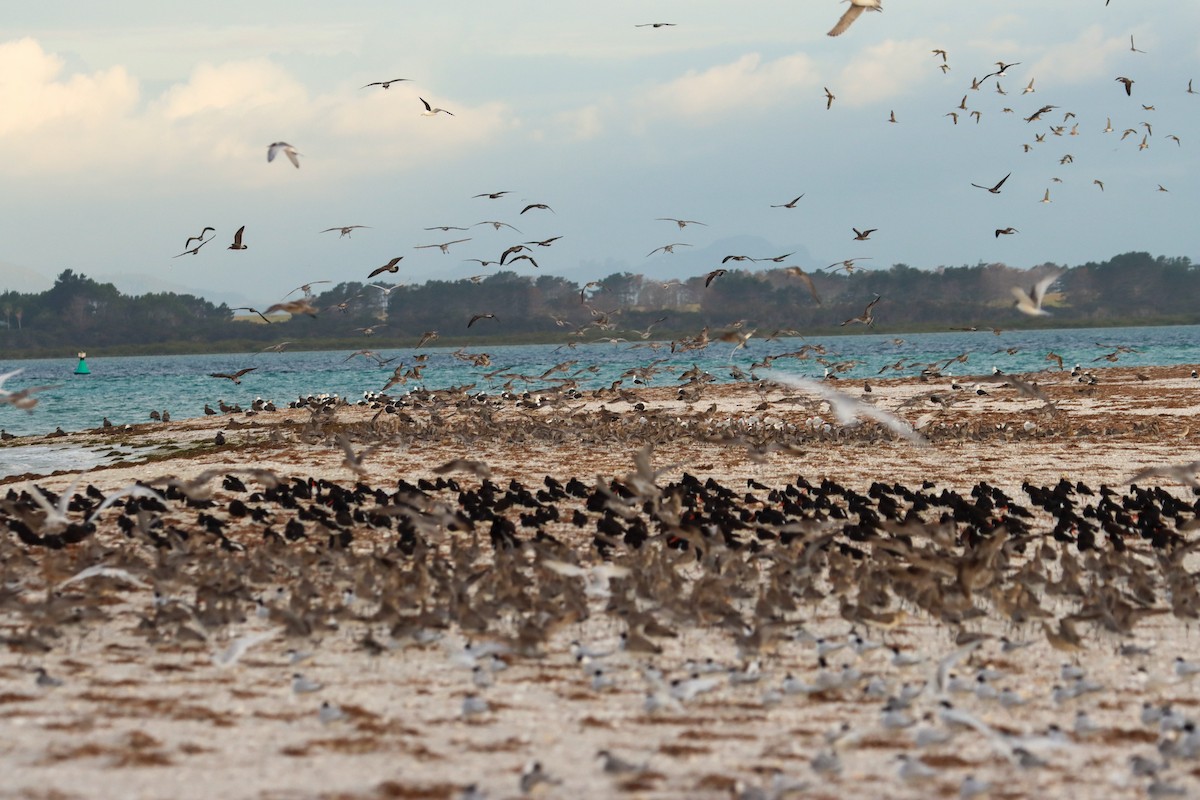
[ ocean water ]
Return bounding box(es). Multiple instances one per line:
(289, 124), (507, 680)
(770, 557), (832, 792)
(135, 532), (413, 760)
(1, 325), (1198, 440)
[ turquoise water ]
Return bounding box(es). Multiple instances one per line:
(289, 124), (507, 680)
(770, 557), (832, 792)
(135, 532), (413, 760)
(1, 325), (1198, 438)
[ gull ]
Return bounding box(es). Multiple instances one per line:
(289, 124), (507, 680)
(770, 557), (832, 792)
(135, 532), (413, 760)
(1130, 35), (1145, 53)
(361, 78), (409, 89)
(210, 367), (257, 384)
(419, 97), (453, 116)
(1167, 134), (1181, 146)
(827, 0), (882, 37)
(416, 331), (439, 348)
(267, 142), (300, 168)
(1157, 184), (1169, 192)
(889, 109), (897, 123)
(265, 299), (319, 317)
(321, 225), (370, 238)
(367, 257), (404, 278)
(1022, 77), (1036, 94)
(183, 227), (214, 249)
(647, 243), (691, 256)
(474, 220), (520, 232)
(972, 172), (1011, 194)
(474, 191), (510, 199)
(765, 371), (926, 445)
(635, 22), (675, 28)
(83, 486), (167, 526)
(520, 203), (553, 214)
(227, 225), (248, 250)
(233, 307), (271, 323)
(1011, 272), (1061, 316)
(1024, 104), (1056, 122)
(507, 254), (539, 268)
(427, 225), (469, 232)
(173, 235), (213, 258)
(995, 227), (1019, 237)
(755, 252), (794, 263)
(1040, 188), (1052, 203)
(366, 283), (402, 297)
(657, 217), (706, 228)
(852, 227), (877, 240)
(25, 477), (84, 533)
(982, 61), (1020, 81)
(771, 194), (804, 208)
(525, 236), (562, 247)
(704, 269), (727, 287)
(841, 294), (881, 327)
(783, 266), (822, 304)
(946, 112), (958, 124)
(415, 238), (471, 253)
(467, 313), (496, 328)
(1116, 76), (1134, 96)
(0, 372), (56, 411)
(824, 87), (836, 109)
(826, 257), (872, 273)
(932, 49), (947, 62)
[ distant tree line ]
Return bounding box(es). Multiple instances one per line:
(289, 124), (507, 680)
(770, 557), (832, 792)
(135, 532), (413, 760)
(0, 252), (1196, 356)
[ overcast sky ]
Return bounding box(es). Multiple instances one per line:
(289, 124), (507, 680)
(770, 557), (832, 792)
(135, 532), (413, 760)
(0, 1), (1196, 307)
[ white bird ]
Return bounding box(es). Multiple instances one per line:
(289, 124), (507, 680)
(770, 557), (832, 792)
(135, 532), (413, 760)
(1011, 272), (1061, 316)
(212, 629), (279, 668)
(267, 142), (300, 168)
(763, 372), (926, 446)
(420, 97), (454, 116)
(828, 0), (882, 37)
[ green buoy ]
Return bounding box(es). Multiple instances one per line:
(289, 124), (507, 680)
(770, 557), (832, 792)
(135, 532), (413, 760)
(74, 351), (91, 375)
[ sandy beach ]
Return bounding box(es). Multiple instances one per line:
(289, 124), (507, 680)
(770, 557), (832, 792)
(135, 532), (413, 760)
(3, 365), (1200, 799)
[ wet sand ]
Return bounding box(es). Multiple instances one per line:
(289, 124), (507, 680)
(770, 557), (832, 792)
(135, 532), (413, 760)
(2, 365), (1200, 799)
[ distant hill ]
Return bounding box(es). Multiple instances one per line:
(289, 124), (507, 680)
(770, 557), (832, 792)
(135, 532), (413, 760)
(0, 260), (53, 293)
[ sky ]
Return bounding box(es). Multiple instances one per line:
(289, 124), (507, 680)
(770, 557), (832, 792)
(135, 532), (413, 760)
(0, 0), (1197, 308)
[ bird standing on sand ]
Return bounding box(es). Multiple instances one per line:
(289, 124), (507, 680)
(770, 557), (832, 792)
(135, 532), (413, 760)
(827, 0), (882, 37)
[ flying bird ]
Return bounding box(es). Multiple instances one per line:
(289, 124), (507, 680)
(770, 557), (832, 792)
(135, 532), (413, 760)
(841, 294), (881, 327)
(1093, 179), (1105, 191)
(520, 203), (554, 215)
(228, 226), (248, 250)
(981, 61), (1020, 81)
(173, 236), (213, 258)
(265, 299), (319, 317)
(474, 220), (520, 232)
(1024, 105), (1057, 122)
(783, 266), (822, 305)
(209, 368), (257, 385)
(1040, 188), (1052, 203)
(994, 227), (1019, 237)
(704, 269), (727, 288)
(321, 225), (370, 238)
(367, 257), (404, 279)
(1130, 35), (1145, 53)
(183, 227), (215, 249)
(467, 313), (496, 328)
(971, 172), (1011, 194)
(852, 227), (877, 241)
(1011, 273), (1061, 316)
(635, 22), (675, 28)
(657, 218), (706, 229)
(362, 78), (410, 89)
(420, 97), (454, 116)
(771, 195), (805, 208)
(827, 0), (882, 37)
(232, 307), (272, 323)
(826, 257), (872, 273)
(647, 243), (691, 256)
(267, 142), (300, 168)
(824, 87), (836, 110)
(474, 191), (510, 199)
(1116, 76), (1134, 96)
(415, 238), (471, 253)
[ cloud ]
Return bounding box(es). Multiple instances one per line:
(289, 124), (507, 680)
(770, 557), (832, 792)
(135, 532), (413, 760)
(834, 39), (938, 107)
(0, 37), (518, 184)
(636, 52), (820, 121)
(1026, 25), (1127, 85)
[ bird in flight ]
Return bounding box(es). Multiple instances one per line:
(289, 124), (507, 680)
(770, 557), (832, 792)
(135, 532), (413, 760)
(321, 225), (370, 238)
(475, 220), (520, 232)
(647, 243), (690, 256)
(1130, 35), (1145, 54)
(771, 194), (805, 208)
(981, 61), (1020, 81)
(1116, 76), (1134, 96)
(994, 227), (1019, 238)
(704, 269), (727, 288)
(362, 78), (410, 89)
(657, 218), (706, 229)
(1093, 179), (1105, 191)
(228, 226), (248, 250)
(183, 227), (214, 249)
(1012, 273), (1060, 316)
(1040, 188), (1052, 203)
(232, 307), (272, 323)
(173, 234), (213, 258)
(841, 295), (882, 327)
(209, 368), (257, 385)
(285, 281), (331, 299)
(971, 172), (1011, 194)
(474, 191), (510, 199)
(415, 239), (471, 254)
(367, 257), (404, 279)
(826, 257), (872, 273)
(520, 203), (554, 215)
(467, 313), (496, 328)
(824, 87), (836, 110)
(852, 227), (877, 241)
(635, 22), (675, 28)
(827, 0), (882, 37)
(420, 97), (454, 116)
(783, 267), (822, 305)
(265, 299), (319, 318)
(267, 142), (300, 168)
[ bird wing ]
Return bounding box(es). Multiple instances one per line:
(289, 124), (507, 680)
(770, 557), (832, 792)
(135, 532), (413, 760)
(828, 5), (866, 36)
(232, 226), (245, 246)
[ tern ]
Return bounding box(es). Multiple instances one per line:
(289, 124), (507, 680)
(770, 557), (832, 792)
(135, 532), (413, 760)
(267, 142), (300, 168)
(827, 0), (882, 37)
